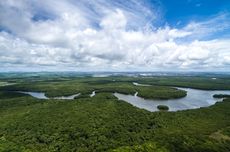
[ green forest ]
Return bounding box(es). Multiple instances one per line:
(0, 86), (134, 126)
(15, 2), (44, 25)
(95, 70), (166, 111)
(0, 74), (230, 152)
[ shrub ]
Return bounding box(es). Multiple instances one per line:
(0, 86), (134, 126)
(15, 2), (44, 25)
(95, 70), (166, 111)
(157, 105), (169, 111)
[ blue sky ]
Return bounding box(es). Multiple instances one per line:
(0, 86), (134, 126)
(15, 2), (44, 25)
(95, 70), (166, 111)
(161, 0), (230, 26)
(0, 0), (230, 72)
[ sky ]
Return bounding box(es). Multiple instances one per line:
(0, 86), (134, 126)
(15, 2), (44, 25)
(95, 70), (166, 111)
(0, 0), (230, 72)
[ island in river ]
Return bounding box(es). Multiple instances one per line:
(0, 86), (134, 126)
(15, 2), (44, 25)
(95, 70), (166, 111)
(0, 72), (230, 152)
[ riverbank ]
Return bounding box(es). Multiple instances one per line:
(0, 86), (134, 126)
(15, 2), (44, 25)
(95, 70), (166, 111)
(0, 75), (230, 151)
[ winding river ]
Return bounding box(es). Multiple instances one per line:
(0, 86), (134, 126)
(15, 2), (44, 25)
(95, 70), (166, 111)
(18, 83), (230, 111)
(114, 83), (230, 111)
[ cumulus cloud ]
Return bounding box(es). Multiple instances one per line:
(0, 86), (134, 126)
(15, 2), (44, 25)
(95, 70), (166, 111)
(0, 0), (230, 71)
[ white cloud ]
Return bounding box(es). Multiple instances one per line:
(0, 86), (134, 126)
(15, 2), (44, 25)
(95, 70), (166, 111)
(0, 0), (230, 71)
(100, 9), (127, 30)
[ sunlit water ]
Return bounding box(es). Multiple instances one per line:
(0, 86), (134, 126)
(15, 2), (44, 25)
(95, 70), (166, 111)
(18, 83), (230, 111)
(19, 91), (48, 99)
(114, 88), (230, 112)
(53, 93), (81, 100)
(18, 91), (80, 100)
(90, 91), (96, 97)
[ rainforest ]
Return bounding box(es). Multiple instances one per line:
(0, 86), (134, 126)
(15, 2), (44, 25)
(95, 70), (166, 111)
(0, 72), (230, 152)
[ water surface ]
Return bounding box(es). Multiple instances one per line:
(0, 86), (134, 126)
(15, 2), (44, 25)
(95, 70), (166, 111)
(115, 84), (230, 112)
(90, 91), (96, 97)
(19, 91), (80, 100)
(19, 91), (48, 99)
(53, 93), (81, 100)
(18, 85), (230, 112)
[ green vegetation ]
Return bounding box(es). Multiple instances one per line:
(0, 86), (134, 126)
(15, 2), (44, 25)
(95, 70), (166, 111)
(213, 94), (230, 98)
(112, 142), (169, 152)
(0, 78), (187, 100)
(0, 82), (15, 87)
(135, 76), (230, 90)
(157, 105), (169, 111)
(137, 87), (186, 99)
(0, 91), (27, 99)
(0, 74), (230, 151)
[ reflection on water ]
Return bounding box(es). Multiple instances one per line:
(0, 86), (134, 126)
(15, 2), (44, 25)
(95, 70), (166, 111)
(53, 93), (81, 100)
(133, 82), (151, 86)
(19, 91), (48, 99)
(19, 91), (80, 100)
(114, 88), (230, 112)
(90, 91), (96, 97)
(18, 86), (230, 112)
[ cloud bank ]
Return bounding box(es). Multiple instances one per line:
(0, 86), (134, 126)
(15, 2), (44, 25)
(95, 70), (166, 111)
(0, 0), (230, 71)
